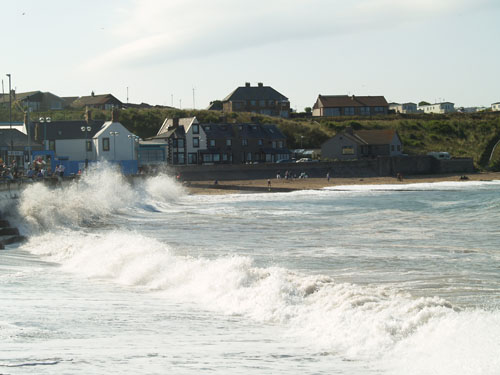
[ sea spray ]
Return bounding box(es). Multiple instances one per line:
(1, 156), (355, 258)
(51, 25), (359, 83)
(22, 229), (481, 364)
(16, 164), (184, 232)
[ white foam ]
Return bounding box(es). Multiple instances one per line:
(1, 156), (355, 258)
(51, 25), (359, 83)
(21, 229), (500, 367)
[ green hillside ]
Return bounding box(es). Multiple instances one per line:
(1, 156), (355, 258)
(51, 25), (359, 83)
(2, 106), (500, 170)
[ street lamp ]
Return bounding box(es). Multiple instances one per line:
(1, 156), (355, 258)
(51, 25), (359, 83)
(81, 125), (92, 169)
(128, 134), (140, 160)
(6, 74), (12, 162)
(39, 117), (51, 150)
(300, 135), (304, 149)
(109, 131), (119, 161)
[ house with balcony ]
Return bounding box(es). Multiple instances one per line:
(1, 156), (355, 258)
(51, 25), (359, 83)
(312, 95), (389, 117)
(0, 90), (66, 111)
(221, 82), (290, 118)
(321, 128), (403, 160)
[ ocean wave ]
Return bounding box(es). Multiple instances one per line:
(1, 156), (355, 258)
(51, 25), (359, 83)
(13, 164), (184, 233)
(20, 229), (499, 367)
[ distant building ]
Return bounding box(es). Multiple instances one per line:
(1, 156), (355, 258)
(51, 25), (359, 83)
(0, 90), (66, 111)
(207, 100), (223, 111)
(388, 102), (418, 114)
(221, 82), (290, 118)
(321, 128), (403, 160)
(0, 128), (43, 167)
(312, 95), (389, 117)
(492, 102), (500, 112)
(418, 102), (455, 114)
(31, 109), (139, 174)
(150, 117), (289, 165)
(69, 92), (123, 110)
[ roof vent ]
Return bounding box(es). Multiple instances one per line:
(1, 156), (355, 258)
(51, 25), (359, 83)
(258, 82), (263, 87)
(245, 82), (250, 87)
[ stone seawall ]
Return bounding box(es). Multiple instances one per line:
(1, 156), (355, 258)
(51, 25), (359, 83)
(171, 156), (475, 181)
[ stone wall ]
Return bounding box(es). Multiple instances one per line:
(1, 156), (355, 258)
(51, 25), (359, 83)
(170, 156), (475, 181)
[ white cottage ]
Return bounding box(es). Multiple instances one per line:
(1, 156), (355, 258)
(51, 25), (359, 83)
(93, 120), (139, 162)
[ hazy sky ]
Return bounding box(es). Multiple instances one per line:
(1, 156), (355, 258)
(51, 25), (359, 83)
(2, 0), (499, 111)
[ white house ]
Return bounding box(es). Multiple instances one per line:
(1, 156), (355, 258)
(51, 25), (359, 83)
(492, 102), (500, 112)
(418, 102), (455, 114)
(93, 120), (139, 162)
(388, 102), (418, 114)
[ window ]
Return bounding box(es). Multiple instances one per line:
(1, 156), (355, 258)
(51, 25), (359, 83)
(226, 139), (232, 146)
(209, 139), (216, 147)
(344, 107), (354, 116)
(268, 100), (275, 106)
(242, 139), (248, 146)
(138, 149), (164, 163)
(391, 145), (395, 151)
(178, 153), (185, 164)
(49, 140), (56, 151)
(360, 107), (370, 115)
(247, 152), (252, 161)
(86, 140), (92, 152)
(188, 153), (197, 164)
(342, 146), (355, 155)
(103, 137), (110, 151)
(258, 139), (263, 146)
(193, 137), (199, 148)
(203, 154), (213, 162)
(278, 141), (283, 149)
(272, 141), (276, 148)
(213, 154), (220, 162)
(192, 124), (199, 134)
(222, 153), (228, 161)
(178, 139), (184, 148)
(250, 100), (256, 106)
(259, 100), (265, 107)
(375, 106), (384, 112)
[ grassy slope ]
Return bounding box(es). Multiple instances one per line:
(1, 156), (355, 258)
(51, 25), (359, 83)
(2, 106), (500, 169)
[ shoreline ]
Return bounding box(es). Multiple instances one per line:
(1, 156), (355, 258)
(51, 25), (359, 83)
(184, 172), (500, 195)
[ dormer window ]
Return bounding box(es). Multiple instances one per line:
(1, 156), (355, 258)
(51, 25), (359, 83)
(192, 124), (199, 134)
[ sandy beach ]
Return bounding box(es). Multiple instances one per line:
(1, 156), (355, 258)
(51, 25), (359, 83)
(185, 172), (500, 195)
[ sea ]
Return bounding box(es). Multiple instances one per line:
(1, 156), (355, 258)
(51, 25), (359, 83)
(0, 165), (499, 374)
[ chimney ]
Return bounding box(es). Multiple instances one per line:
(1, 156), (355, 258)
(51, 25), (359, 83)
(91, 91), (95, 97)
(351, 95), (355, 100)
(85, 106), (92, 123)
(172, 117), (179, 128)
(245, 82), (250, 87)
(111, 108), (119, 122)
(258, 82), (263, 87)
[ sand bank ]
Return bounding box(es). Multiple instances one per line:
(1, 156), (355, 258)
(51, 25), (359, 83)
(185, 172), (500, 195)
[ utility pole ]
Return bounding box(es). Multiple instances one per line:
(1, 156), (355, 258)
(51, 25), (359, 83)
(126, 86), (129, 104)
(179, 99), (182, 109)
(192, 87), (196, 110)
(171, 94), (173, 107)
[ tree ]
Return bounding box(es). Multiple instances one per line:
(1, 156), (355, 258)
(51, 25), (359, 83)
(304, 107), (312, 114)
(419, 101), (431, 106)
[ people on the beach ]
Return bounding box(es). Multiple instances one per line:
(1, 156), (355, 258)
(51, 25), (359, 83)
(397, 173), (403, 181)
(326, 171), (330, 181)
(267, 179), (271, 191)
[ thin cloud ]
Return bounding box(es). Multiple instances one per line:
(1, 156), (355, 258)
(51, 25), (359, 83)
(80, 0), (494, 71)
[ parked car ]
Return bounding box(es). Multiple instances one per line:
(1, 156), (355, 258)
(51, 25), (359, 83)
(276, 158), (296, 163)
(427, 152), (451, 160)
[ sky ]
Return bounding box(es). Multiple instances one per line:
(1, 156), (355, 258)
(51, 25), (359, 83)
(2, 0), (499, 111)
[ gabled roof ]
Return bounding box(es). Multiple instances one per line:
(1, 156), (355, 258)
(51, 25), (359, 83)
(223, 84), (288, 102)
(34, 120), (105, 140)
(237, 123), (286, 140)
(157, 117), (196, 136)
(352, 129), (398, 145)
(314, 95), (388, 109)
(70, 94), (122, 108)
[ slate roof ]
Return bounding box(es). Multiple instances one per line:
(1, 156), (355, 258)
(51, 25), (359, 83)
(349, 129), (398, 145)
(33, 120), (105, 140)
(223, 84), (288, 102)
(237, 123), (286, 139)
(157, 117), (195, 136)
(0, 129), (43, 148)
(314, 95), (388, 109)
